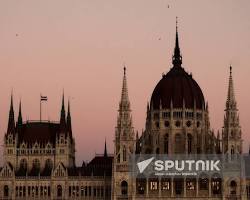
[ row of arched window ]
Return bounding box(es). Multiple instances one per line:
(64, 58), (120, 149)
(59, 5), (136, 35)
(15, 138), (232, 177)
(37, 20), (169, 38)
(18, 149), (54, 155)
(19, 158), (53, 170)
(68, 185), (109, 198)
(135, 177), (222, 196)
(58, 185), (111, 198)
(15, 185), (51, 197)
(153, 111), (202, 120)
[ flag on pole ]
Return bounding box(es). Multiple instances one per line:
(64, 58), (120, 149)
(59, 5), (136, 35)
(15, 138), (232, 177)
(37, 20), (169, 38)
(40, 96), (48, 101)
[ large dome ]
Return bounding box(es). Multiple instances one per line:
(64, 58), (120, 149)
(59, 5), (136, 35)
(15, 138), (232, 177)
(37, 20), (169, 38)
(150, 28), (205, 110)
(150, 66), (205, 110)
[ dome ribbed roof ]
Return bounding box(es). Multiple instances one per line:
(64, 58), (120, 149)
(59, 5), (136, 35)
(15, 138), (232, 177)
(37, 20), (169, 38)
(150, 66), (205, 110)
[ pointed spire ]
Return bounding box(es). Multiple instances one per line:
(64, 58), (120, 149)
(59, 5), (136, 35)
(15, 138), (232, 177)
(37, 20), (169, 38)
(104, 138), (108, 157)
(67, 99), (72, 134)
(172, 17), (182, 67)
(60, 91), (66, 131)
(7, 92), (15, 134)
(121, 66), (129, 104)
(226, 66), (236, 109)
(17, 100), (23, 125)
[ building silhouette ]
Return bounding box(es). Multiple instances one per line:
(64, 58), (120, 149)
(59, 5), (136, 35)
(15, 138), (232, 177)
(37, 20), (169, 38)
(0, 24), (250, 200)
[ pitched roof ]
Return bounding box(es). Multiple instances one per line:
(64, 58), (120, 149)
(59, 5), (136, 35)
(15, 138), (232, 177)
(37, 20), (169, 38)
(17, 121), (60, 146)
(68, 155), (113, 177)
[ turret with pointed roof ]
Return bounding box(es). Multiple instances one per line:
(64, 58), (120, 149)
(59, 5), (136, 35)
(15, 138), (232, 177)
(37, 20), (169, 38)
(60, 92), (66, 132)
(116, 67), (134, 139)
(226, 66), (237, 110)
(113, 66), (135, 199)
(7, 93), (15, 134)
(17, 100), (23, 126)
(67, 99), (72, 137)
(222, 66), (242, 154)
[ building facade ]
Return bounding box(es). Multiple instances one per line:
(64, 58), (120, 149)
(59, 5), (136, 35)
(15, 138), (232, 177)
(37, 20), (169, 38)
(0, 96), (112, 199)
(0, 25), (250, 200)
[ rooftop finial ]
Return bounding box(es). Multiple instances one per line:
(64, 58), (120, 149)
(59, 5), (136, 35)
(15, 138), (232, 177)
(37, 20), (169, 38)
(123, 65), (126, 76)
(120, 65), (129, 103)
(172, 17), (182, 67)
(176, 16), (178, 33)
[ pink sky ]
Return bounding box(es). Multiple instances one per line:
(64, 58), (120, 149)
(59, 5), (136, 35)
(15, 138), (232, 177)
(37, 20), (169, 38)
(0, 0), (249, 165)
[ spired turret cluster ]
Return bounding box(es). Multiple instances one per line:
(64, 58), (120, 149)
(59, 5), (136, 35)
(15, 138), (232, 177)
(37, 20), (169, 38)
(113, 22), (244, 200)
(4, 93), (75, 175)
(0, 21), (246, 200)
(2, 92), (113, 199)
(139, 27), (218, 155)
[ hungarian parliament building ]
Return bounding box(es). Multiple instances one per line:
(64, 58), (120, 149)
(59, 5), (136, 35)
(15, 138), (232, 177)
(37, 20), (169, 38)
(0, 25), (250, 200)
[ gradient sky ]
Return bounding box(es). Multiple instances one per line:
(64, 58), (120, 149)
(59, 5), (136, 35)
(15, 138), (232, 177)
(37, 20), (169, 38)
(0, 0), (249, 165)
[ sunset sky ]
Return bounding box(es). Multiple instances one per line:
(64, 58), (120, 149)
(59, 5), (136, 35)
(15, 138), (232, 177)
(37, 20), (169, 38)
(0, 0), (249, 165)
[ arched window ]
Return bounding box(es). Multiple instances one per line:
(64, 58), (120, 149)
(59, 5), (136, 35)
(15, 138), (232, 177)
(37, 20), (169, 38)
(175, 134), (182, 153)
(230, 180), (237, 195)
(33, 159), (40, 170)
(57, 185), (62, 197)
(123, 146), (127, 162)
(4, 185), (9, 197)
(187, 134), (192, 154)
(45, 159), (53, 169)
(212, 175), (222, 194)
(121, 181), (128, 195)
(161, 178), (171, 191)
(136, 176), (146, 194)
(199, 177), (208, 190)
(20, 159), (28, 170)
(164, 134), (169, 154)
(174, 178), (184, 195)
(149, 177), (159, 191)
(231, 146), (235, 154)
(117, 154), (120, 163)
(186, 178), (195, 190)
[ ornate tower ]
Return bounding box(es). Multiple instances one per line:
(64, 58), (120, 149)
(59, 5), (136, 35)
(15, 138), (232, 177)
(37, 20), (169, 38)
(55, 93), (75, 167)
(112, 67), (135, 200)
(222, 66), (242, 155)
(4, 93), (17, 167)
(140, 22), (211, 157)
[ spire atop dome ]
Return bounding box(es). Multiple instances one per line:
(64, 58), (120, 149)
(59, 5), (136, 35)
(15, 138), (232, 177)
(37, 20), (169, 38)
(172, 17), (182, 67)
